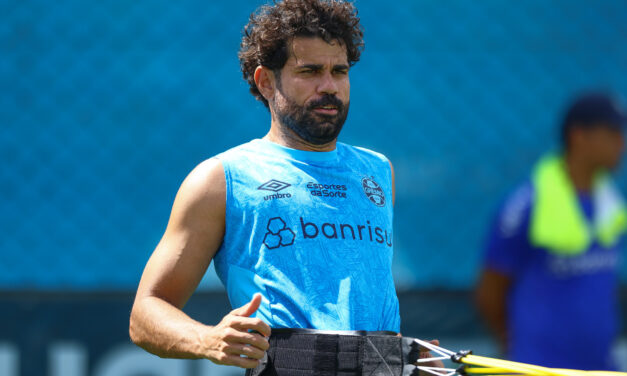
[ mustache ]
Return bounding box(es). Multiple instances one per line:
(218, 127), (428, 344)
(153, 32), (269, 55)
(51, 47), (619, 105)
(306, 95), (345, 112)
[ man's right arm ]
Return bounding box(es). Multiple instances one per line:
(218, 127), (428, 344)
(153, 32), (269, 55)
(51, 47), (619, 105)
(474, 183), (532, 354)
(474, 268), (511, 352)
(129, 158), (271, 368)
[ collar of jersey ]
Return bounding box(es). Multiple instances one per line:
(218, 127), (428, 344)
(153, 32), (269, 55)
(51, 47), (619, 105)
(254, 139), (339, 165)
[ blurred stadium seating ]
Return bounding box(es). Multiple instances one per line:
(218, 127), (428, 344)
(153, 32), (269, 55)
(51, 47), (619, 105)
(2, 0), (627, 375)
(2, 0), (627, 289)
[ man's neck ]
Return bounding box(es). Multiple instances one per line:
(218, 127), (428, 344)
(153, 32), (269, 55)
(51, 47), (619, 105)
(564, 152), (596, 192)
(264, 120), (337, 152)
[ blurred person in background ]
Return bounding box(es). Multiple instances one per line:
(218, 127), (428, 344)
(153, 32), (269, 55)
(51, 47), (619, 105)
(129, 0), (439, 374)
(475, 92), (627, 370)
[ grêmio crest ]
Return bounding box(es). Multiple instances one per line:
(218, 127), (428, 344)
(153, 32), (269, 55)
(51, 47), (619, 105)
(361, 177), (385, 207)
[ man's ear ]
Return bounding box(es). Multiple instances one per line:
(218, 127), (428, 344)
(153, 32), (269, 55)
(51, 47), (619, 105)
(254, 66), (276, 103)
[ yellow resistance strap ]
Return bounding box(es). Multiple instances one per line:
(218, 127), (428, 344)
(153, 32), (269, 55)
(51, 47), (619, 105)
(410, 337), (627, 376)
(459, 354), (627, 376)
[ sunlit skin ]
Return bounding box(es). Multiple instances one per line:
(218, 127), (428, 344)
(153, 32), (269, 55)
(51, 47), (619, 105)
(129, 37), (415, 372)
(255, 36), (351, 152)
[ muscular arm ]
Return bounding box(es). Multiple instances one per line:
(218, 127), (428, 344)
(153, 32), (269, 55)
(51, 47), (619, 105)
(474, 268), (511, 353)
(129, 158), (270, 368)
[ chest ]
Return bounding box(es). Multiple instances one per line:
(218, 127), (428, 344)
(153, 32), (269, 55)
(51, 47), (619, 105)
(228, 161), (392, 217)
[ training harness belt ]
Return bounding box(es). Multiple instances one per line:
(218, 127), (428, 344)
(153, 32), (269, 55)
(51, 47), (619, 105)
(246, 328), (423, 376)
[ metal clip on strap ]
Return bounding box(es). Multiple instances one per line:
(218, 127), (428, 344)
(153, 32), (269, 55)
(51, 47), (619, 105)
(451, 350), (472, 363)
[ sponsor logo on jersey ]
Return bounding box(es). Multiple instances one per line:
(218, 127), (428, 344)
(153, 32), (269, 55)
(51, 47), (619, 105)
(361, 177), (385, 207)
(258, 179), (291, 192)
(258, 179), (292, 201)
(262, 217), (392, 249)
(263, 217), (296, 249)
(307, 181), (347, 198)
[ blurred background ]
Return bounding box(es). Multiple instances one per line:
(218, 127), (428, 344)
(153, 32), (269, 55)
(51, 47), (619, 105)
(2, 0), (627, 375)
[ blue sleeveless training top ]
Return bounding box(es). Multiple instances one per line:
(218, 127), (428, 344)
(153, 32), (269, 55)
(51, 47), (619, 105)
(213, 139), (400, 332)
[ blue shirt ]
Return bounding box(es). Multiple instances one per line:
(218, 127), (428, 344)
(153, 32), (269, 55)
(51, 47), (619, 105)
(485, 181), (621, 370)
(213, 139), (400, 332)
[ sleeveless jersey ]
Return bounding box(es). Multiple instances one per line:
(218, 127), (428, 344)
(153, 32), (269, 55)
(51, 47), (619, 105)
(213, 139), (400, 332)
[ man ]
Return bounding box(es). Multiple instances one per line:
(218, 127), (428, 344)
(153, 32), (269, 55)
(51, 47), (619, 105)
(130, 0), (436, 374)
(475, 93), (627, 370)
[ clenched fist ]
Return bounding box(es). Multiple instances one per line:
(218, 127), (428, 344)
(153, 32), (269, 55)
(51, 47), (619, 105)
(204, 294), (272, 368)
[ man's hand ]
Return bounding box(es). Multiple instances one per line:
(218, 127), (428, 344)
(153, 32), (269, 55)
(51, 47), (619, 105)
(417, 339), (445, 374)
(204, 294), (272, 368)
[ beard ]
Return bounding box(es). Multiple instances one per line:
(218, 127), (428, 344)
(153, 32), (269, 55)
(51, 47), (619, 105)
(272, 89), (350, 145)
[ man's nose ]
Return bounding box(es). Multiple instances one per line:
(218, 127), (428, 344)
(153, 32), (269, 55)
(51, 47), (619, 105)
(317, 72), (339, 95)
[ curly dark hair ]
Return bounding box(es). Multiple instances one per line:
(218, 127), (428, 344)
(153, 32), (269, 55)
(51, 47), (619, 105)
(239, 0), (364, 108)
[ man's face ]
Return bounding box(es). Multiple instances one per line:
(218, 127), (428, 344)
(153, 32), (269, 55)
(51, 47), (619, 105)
(270, 36), (350, 145)
(581, 124), (625, 170)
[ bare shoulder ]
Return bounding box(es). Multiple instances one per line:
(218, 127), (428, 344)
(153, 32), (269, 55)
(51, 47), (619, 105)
(180, 158), (225, 199)
(388, 159), (395, 176)
(171, 158), (226, 219)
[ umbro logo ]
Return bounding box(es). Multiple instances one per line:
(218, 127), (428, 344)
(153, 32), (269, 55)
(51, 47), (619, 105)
(258, 179), (291, 192)
(258, 179), (292, 201)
